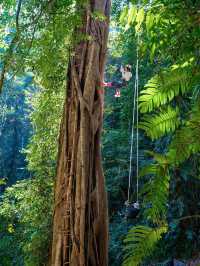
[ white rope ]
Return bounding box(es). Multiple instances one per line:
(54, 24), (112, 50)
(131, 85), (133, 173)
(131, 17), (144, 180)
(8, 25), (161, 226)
(127, 0), (154, 207)
(136, 33), (139, 203)
(127, 59), (138, 203)
(127, 9), (140, 205)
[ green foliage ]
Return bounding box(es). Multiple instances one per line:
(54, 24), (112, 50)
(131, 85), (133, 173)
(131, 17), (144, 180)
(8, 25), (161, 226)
(142, 171), (170, 223)
(1, 0), (200, 265)
(139, 62), (193, 113)
(119, 7), (129, 25)
(167, 102), (200, 165)
(0, 86), (63, 265)
(103, 11), (155, 263)
(139, 106), (180, 140)
(0, 178), (6, 185)
(0, 80), (63, 265)
(109, 216), (128, 266)
(121, 0), (200, 265)
(0, 75), (33, 185)
(25, 85), (64, 177)
(140, 152), (170, 223)
(120, 5), (145, 32)
(0, 0), (73, 265)
(145, 11), (154, 34)
(123, 225), (167, 266)
(135, 8), (145, 33)
(127, 6), (137, 31)
(0, 178), (53, 266)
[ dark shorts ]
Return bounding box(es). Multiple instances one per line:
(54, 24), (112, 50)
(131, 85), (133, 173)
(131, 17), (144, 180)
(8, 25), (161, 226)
(111, 80), (127, 89)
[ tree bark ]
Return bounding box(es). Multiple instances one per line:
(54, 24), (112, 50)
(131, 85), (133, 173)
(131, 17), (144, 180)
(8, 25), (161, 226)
(51, 1), (111, 265)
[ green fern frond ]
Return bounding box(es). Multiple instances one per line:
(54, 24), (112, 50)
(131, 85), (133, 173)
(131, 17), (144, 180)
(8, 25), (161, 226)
(139, 152), (168, 177)
(140, 151), (170, 223)
(142, 172), (170, 223)
(167, 127), (200, 165)
(123, 225), (167, 266)
(145, 151), (168, 165)
(167, 127), (193, 165)
(167, 102), (200, 165)
(139, 65), (192, 113)
(139, 164), (158, 177)
(139, 106), (180, 140)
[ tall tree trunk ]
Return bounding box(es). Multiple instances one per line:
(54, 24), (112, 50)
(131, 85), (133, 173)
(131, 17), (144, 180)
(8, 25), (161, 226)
(51, 1), (111, 265)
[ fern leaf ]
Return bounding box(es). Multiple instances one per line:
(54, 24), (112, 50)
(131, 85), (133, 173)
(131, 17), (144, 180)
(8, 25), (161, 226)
(140, 152), (170, 223)
(139, 65), (192, 113)
(123, 225), (167, 266)
(139, 164), (158, 177)
(145, 151), (168, 165)
(167, 127), (200, 165)
(167, 127), (193, 165)
(139, 106), (180, 140)
(142, 173), (170, 223)
(167, 103), (200, 165)
(139, 152), (168, 177)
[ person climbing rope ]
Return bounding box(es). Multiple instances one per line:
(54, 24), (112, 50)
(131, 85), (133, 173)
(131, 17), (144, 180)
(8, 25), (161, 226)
(102, 65), (132, 97)
(125, 200), (140, 219)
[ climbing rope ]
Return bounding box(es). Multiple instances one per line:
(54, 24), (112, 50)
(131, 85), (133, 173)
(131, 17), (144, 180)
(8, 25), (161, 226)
(127, 32), (139, 204)
(136, 33), (139, 203)
(127, 0), (154, 205)
(127, 0), (141, 204)
(127, 62), (137, 203)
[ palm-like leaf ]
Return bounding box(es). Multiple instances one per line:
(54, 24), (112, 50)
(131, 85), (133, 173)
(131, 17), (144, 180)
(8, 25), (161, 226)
(140, 152), (170, 223)
(139, 106), (180, 140)
(123, 225), (167, 266)
(167, 102), (200, 164)
(139, 65), (192, 113)
(141, 171), (170, 223)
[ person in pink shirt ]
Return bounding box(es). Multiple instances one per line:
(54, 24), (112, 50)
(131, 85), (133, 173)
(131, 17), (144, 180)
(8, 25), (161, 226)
(102, 65), (132, 97)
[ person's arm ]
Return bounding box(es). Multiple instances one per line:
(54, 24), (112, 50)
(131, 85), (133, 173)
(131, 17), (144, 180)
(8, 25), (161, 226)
(101, 82), (113, 87)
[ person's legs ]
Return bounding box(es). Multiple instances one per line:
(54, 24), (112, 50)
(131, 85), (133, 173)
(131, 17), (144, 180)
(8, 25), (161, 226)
(112, 81), (123, 89)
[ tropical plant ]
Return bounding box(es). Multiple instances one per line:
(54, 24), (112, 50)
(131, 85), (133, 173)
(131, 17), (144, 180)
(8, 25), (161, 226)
(123, 225), (167, 266)
(121, 0), (200, 264)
